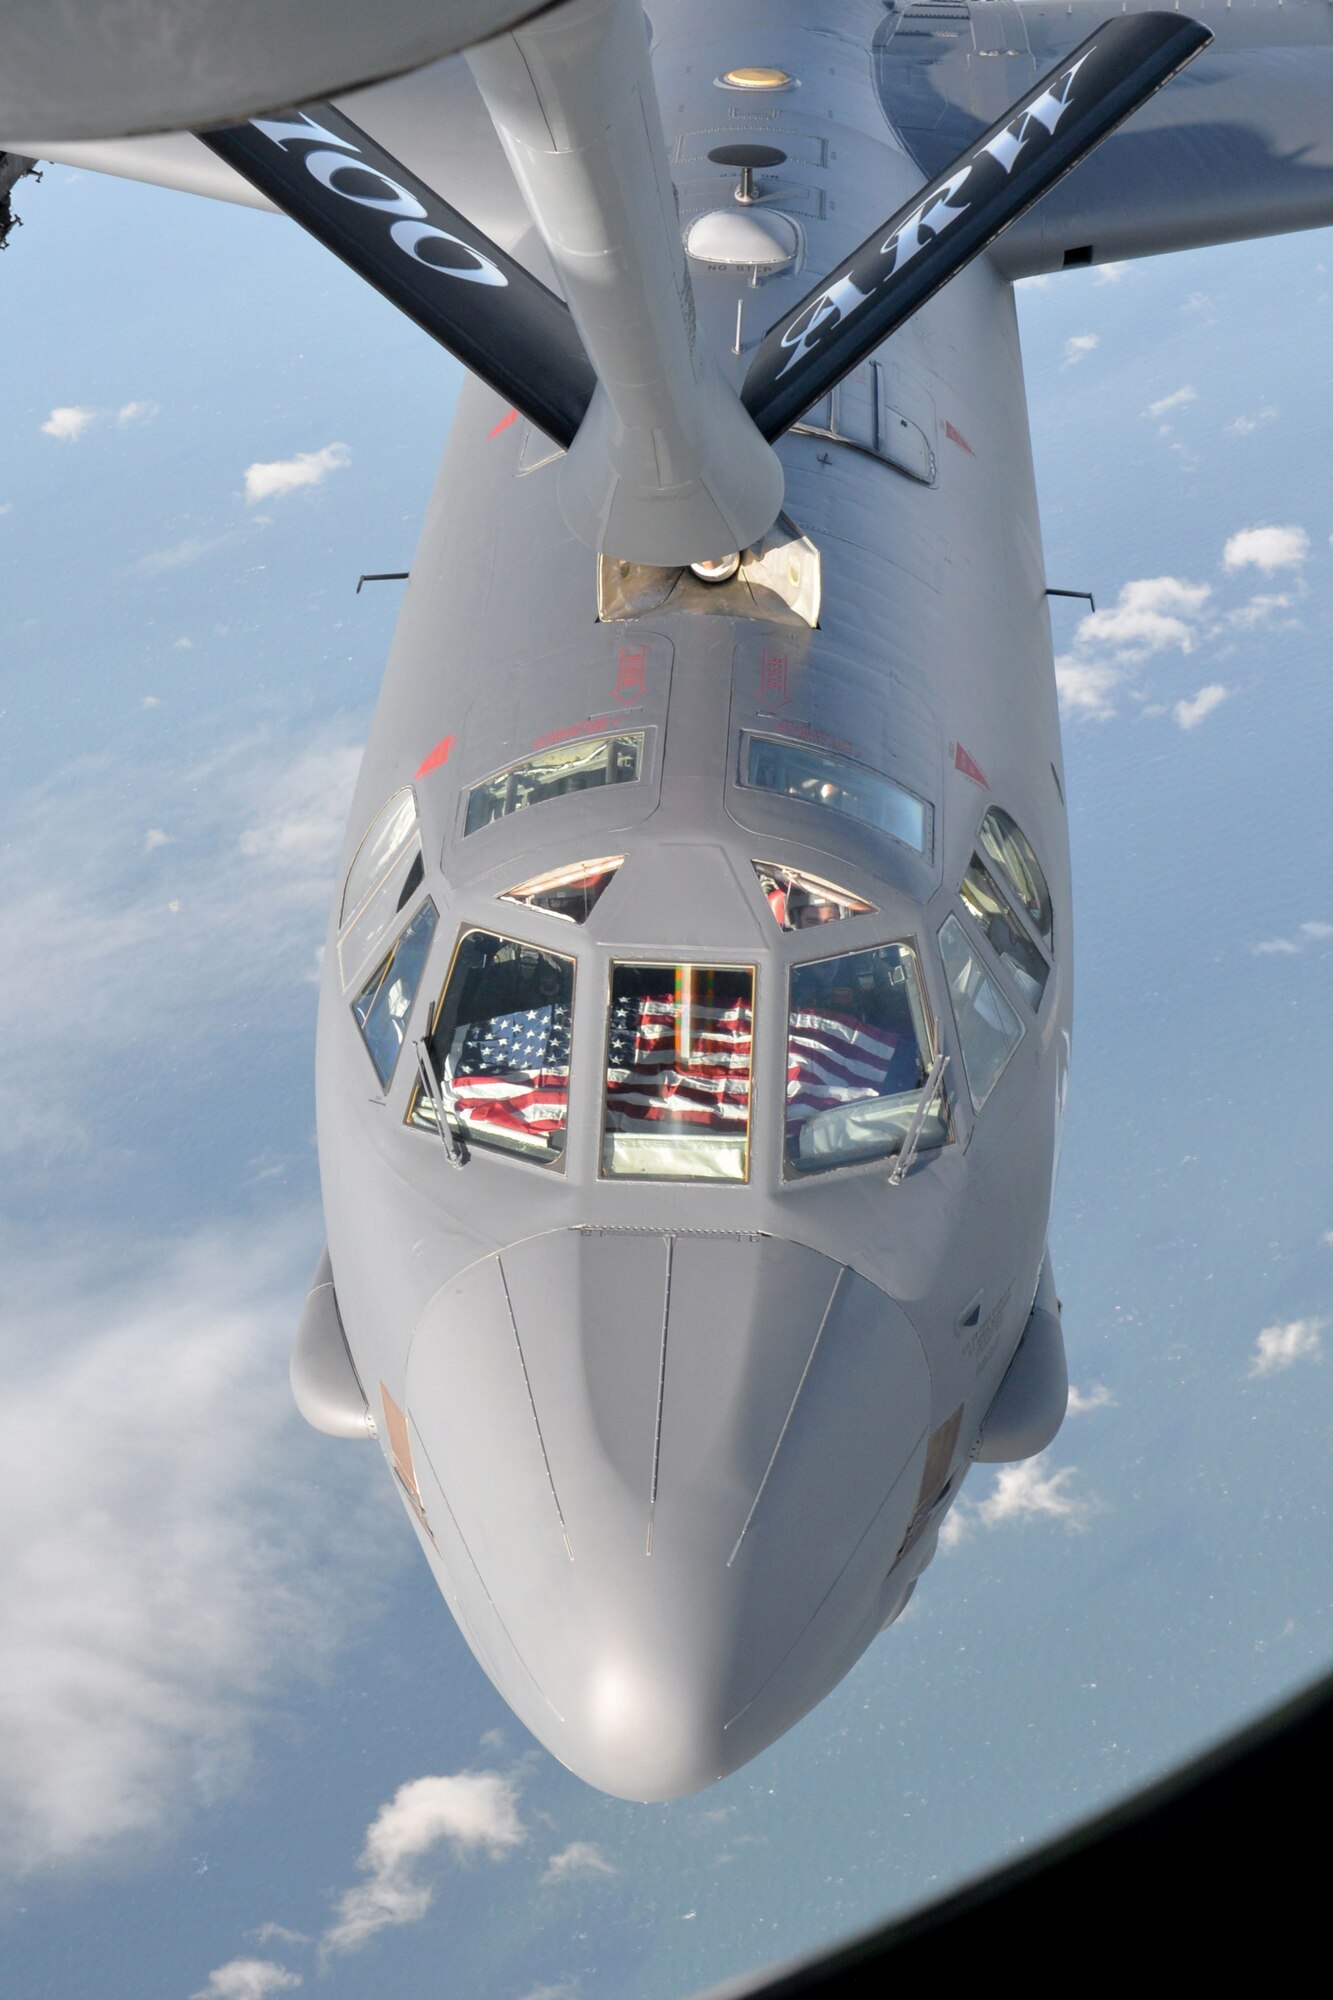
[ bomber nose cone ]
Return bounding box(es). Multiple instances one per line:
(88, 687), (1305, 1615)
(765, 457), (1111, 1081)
(405, 1231), (932, 1798)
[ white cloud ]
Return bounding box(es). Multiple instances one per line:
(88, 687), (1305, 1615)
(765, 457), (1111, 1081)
(143, 827), (170, 851)
(0, 724), (360, 1168)
(1223, 524), (1310, 573)
(1066, 1383), (1115, 1416)
(1093, 262), (1129, 285)
(136, 530), (241, 575)
(244, 442), (351, 505)
(1063, 333), (1099, 366)
(1174, 683), (1229, 730)
(1250, 919), (1332, 957)
(1054, 656), (1123, 721)
(0, 1225), (391, 1876)
(172, 635), (194, 650)
(542, 1841), (618, 1886)
(942, 1456), (1099, 1547)
(323, 1772), (526, 1956)
(520, 1985), (581, 2000)
(1247, 1319), (1325, 1378)
(1075, 575), (1211, 661)
(1227, 592), (1294, 630)
(1143, 385), (1196, 419)
(1225, 406), (1277, 438)
(190, 1960), (302, 2000)
(1322, 1231), (1333, 1247)
(41, 404), (95, 442)
(116, 398), (160, 427)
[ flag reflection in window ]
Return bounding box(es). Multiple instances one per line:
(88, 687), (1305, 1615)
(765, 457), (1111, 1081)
(785, 943), (943, 1176)
(602, 964), (754, 1180)
(407, 930), (574, 1164)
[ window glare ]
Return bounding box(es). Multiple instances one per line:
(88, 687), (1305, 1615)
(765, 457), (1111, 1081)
(603, 964), (753, 1180)
(741, 733), (932, 857)
(500, 856), (622, 924)
(939, 913), (1023, 1109)
(978, 808), (1053, 946)
(341, 787), (418, 924)
(753, 861), (875, 932)
(465, 734), (643, 836)
(785, 943), (941, 1176)
(960, 856), (1050, 1009)
(352, 899), (438, 1088)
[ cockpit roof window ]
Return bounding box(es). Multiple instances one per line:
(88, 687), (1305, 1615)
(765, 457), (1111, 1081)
(464, 733), (644, 837)
(740, 732), (932, 858)
(352, 898), (438, 1089)
(500, 856), (623, 924)
(602, 962), (754, 1181)
(978, 808), (1053, 947)
(753, 861), (875, 932)
(406, 928), (573, 1166)
(784, 942), (944, 1177)
(960, 854), (1050, 1010)
(341, 786), (418, 926)
(938, 912), (1023, 1110)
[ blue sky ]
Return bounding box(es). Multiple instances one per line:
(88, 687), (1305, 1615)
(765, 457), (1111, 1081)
(0, 142), (1330, 2000)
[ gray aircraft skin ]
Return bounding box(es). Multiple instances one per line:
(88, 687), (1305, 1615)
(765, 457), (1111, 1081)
(10, 0), (1332, 1801)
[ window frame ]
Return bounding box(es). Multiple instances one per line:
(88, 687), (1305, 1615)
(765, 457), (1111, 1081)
(782, 935), (948, 1182)
(937, 910), (1025, 1113)
(461, 731), (648, 839)
(738, 731), (934, 860)
(350, 896), (439, 1092)
(404, 923), (578, 1171)
(598, 957), (758, 1185)
(976, 806), (1054, 953)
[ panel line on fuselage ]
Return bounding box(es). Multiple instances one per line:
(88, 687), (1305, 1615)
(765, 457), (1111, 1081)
(497, 1254), (575, 1562)
(726, 1263), (846, 1570)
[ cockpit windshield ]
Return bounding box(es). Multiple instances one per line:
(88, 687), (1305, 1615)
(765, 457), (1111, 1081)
(464, 734), (643, 835)
(753, 861), (875, 932)
(785, 943), (943, 1176)
(407, 929), (574, 1164)
(740, 732), (933, 857)
(602, 963), (754, 1180)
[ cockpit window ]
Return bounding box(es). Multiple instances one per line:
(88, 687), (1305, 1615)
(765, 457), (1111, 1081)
(978, 808), (1053, 947)
(785, 943), (943, 1176)
(352, 899), (438, 1088)
(341, 787), (419, 925)
(602, 963), (754, 1181)
(740, 732), (932, 858)
(938, 913), (1023, 1109)
(960, 855), (1050, 1009)
(464, 734), (644, 836)
(753, 861), (875, 932)
(407, 929), (573, 1164)
(499, 856), (623, 924)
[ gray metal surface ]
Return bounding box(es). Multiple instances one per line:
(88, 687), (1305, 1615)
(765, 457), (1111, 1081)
(33, 0), (1333, 1799)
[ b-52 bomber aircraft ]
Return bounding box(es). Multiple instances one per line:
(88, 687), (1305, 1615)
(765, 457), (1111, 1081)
(8, 0), (1333, 1800)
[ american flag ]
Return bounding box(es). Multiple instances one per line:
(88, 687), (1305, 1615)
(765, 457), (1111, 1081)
(447, 1000), (571, 1146)
(786, 1007), (904, 1128)
(605, 991), (751, 1130)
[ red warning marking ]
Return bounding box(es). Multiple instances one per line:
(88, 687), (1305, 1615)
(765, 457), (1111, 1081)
(615, 645), (648, 704)
(953, 742), (989, 787)
(760, 649), (790, 707)
(415, 733), (455, 779)
(944, 419), (975, 457)
(487, 408), (518, 440)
